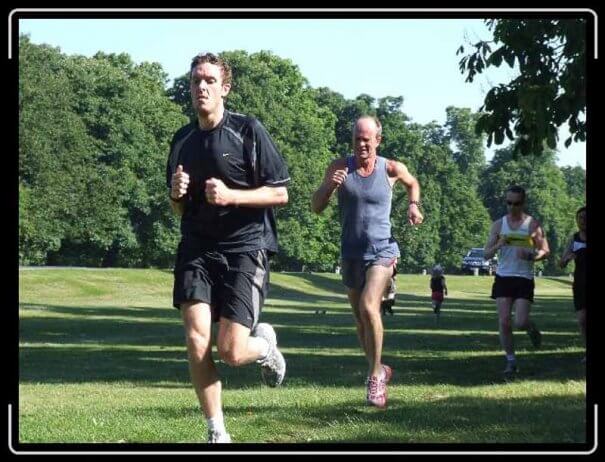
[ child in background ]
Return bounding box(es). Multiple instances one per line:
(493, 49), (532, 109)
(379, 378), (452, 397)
(381, 270), (397, 316)
(430, 264), (448, 320)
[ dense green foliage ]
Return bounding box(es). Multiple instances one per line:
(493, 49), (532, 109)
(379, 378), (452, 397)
(19, 35), (585, 273)
(458, 18), (586, 156)
(19, 36), (187, 267)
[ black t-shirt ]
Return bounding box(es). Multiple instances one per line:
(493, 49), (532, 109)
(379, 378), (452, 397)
(572, 232), (586, 284)
(166, 110), (290, 254)
(431, 276), (445, 292)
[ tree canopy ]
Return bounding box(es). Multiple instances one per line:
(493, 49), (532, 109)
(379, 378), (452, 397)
(458, 18), (587, 156)
(19, 35), (585, 275)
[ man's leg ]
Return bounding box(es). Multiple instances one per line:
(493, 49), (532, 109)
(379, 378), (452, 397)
(216, 251), (285, 387)
(434, 301), (442, 318)
(497, 297), (520, 376)
(359, 264), (393, 379)
(180, 301), (223, 423)
(348, 288), (369, 362)
(513, 299), (532, 330)
(216, 318), (269, 366)
(359, 265), (393, 408)
(514, 299), (541, 348)
(496, 297), (515, 356)
(217, 318), (285, 387)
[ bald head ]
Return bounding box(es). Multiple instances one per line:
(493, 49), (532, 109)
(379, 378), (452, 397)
(354, 116), (382, 138)
(353, 116), (382, 160)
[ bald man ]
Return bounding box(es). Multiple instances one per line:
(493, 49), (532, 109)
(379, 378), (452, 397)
(311, 115), (423, 408)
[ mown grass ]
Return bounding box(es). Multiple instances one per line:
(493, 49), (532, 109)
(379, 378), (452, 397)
(18, 269), (586, 444)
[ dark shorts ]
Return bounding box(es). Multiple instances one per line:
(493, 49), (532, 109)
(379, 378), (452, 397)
(490, 274), (535, 303)
(173, 239), (269, 329)
(573, 283), (586, 311)
(341, 257), (397, 290)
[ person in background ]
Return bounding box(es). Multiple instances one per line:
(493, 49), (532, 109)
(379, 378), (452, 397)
(311, 115), (423, 408)
(484, 185), (550, 379)
(559, 206), (586, 363)
(430, 264), (448, 321)
(380, 270), (397, 316)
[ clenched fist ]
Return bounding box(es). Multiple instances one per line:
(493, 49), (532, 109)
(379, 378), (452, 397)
(407, 204), (424, 226)
(205, 177), (234, 206)
(328, 166), (348, 189)
(171, 164), (189, 200)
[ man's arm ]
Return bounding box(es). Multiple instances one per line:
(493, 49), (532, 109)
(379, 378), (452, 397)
(311, 159), (347, 214)
(525, 218), (550, 262)
(387, 160), (423, 225)
(484, 220), (504, 260)
(559, 235), (575, 269)
(169, 197), (186, 216)
(205, 179), (288, 207)
(515, 218), (550, 262)
(169, 164), (189, 217)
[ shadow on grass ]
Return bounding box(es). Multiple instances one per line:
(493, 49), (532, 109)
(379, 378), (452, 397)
(130, 393), (586, 443)
(228, 395), (586, 443)
(19, 273), (584, 388)
(19, 312), (585, 388)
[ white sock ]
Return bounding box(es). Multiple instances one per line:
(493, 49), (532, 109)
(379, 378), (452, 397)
(207, 413), (227, 435)
(368, 367), (385, 380)
(506, 354), (516, 362)
(257, 337), (270, 360)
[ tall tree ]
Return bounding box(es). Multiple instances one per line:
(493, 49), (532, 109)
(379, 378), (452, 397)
(19, 36), (126, 265)
(458, 18), (587, 156)
(560, 165), (586, 202)
(407, 121), (490, 272)
(444, 106), (486, 185)
(19, 36), (187, 266)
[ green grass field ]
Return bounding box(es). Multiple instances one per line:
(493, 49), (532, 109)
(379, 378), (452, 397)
(18, 268), (586, 444)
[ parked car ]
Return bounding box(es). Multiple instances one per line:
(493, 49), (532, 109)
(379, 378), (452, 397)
(461, 247), (497, 275)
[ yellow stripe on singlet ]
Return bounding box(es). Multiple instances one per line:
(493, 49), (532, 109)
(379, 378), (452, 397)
(503, 233), (534, 248)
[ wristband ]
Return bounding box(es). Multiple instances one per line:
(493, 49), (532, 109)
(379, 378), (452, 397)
(169, 194), (184, 203)
(409, 200), (421, 207)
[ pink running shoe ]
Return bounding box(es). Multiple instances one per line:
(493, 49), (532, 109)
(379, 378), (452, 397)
(366, 375), (387, 408)
(382, 364), (393, 384)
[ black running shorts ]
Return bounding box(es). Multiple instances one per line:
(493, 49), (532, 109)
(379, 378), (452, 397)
(490, 274), (535, 303)
(173, 239), (269, 329)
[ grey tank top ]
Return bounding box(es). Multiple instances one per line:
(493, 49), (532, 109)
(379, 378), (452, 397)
(337, 155), (400, 259)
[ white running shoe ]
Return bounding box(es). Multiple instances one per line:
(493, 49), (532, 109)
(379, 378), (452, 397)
(207, 430), (232, 443)
(253, 323), (286, 387)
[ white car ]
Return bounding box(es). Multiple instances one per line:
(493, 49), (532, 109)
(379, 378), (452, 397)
(461, 248), (498, 275)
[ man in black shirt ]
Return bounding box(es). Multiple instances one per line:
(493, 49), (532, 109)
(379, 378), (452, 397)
(167, 52), (290, 443)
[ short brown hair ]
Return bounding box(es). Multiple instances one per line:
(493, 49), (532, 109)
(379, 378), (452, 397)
(189, 52), (232, 86)
(506, 185), (526, 202)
